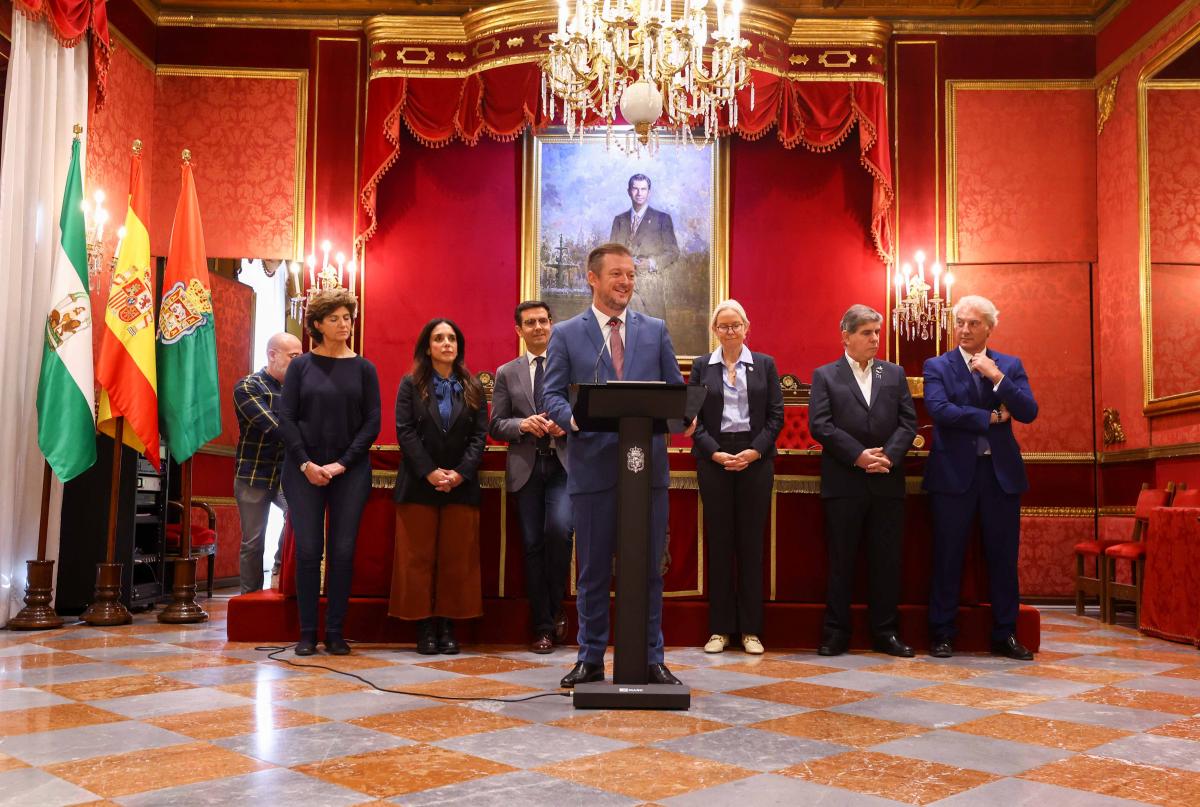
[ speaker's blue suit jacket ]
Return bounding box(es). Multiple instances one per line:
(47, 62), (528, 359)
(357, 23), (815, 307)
(543, 307), (683, 495)
(922, 347), (1038, 496)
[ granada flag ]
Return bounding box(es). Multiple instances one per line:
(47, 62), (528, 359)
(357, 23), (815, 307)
(157, 152), (220, 462)
(96, 142), (159, 469)
(36, 131), (96, 482)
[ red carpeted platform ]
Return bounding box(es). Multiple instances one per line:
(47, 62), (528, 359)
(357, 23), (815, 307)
(227, 590), (1040, 652)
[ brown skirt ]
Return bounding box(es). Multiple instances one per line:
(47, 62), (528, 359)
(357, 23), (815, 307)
(389, 503), (483, 620)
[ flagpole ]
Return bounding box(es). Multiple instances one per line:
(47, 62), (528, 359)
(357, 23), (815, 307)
(159, 456), (207, 623)
(9, 463), (65, 630)
(83, 417), (133, 625)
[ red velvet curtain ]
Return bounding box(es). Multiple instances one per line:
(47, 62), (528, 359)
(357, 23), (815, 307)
(358, 63), (893, 264)
(14, 0), (111, 108)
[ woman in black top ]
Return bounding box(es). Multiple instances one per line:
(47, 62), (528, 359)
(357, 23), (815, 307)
(279, 288), (381, 656)
(389, 318), (488, 654)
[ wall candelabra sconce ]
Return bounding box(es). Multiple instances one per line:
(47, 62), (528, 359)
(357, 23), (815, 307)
(287, 239), (357, 321)
(892, 249), (953, 346)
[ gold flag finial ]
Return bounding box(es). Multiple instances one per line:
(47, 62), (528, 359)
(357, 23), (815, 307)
(132, 139), (143, 155)
(182, 149), (192, 163)
(73, 123), (83, 137)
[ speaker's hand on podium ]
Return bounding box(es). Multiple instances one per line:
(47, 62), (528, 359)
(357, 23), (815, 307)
(683, 417), (697, 438)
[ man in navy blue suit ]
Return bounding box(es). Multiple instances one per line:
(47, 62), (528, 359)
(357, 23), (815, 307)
(544, 242), (687, 688)
(923, 294), (1038, 660)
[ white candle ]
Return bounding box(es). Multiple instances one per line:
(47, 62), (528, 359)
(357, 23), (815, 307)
(347, 259), (357, 292)
(558, 0), (567, 35)
(895, 270), (903, 300)
(307, 254), (317, 288)
(932, 262), (941, 297)
(915, 249), (925, 282)
(731, 0), (741, 35)
(321, 239), (332, 269)
(944, 272), (954, 304)
(336, 252), (345, 286)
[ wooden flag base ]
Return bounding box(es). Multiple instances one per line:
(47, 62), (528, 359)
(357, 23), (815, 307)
(8, 560), (65, 630)
(82, 563), (132, 626)
(158, 558), (208, 623)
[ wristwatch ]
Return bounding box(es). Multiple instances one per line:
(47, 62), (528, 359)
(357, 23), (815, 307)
(299, 461), (310, 473)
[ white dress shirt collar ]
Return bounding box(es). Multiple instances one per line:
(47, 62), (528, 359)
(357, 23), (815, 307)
(708, 345), (754, 366)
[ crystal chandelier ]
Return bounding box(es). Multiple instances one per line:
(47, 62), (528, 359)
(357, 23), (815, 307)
(893, 250), (954, 342)
(541, 0), (754, 151)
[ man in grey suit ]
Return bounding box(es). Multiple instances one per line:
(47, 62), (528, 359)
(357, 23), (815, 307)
(489, 301), (571, 654)
(609, 174), (679, 319)
(809, 304), (918, 658)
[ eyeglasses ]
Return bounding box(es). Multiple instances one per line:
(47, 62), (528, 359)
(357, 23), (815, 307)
(521, 317), (551, 328)
(715, 323), (745, 333)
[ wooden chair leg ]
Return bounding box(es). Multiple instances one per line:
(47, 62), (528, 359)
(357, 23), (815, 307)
(207, 554), (214, 598)
(1101, 555), (1113, 624)
(1134, 559), (1143, 629)
(1074, 554), (1085, 615)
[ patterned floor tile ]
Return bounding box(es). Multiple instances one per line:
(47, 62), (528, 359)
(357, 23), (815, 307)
(0, 652), (93, 672)
(294, 744), (515, 799)
(0, 767), (99, 807)
(829, 695), (995, 728)
(1116, 673), (1200, 697)
(35, 636), (156, 652)
(116, 767), (367, 807)
(1147, 716), (1200, 741)
(548, 709), (727, 743)
(1020, 754), (1200, 806)
(778, 749), (997, 805)
(871, 728), (1072, 775)
(144, 703), (328, 739)
(0, 720), (190, 766)
(434, 723), (631, 767)
(1157, 664), (1200, 681)
(1014, 698), (1178, 731)
(954, 672), (1097, 698)
(1088, 733), (1200, 772)
(397, 769), (639, 806)
(752, 709), (926, 748)
(0, 703), (125, 736)
(800, 671), (931, 696)
(901, 683), (1051, 710)
(948, 712), (1131, 751)
(682, 692), (810, 725)
(537, 746), (754, 802)
(42, 673), (195, 702)
(1071, 685), (1200, 715)
(0, 755), (26, 774)
(44, 741), (269, 798)
(393, 675), (540, 699)
(929, 776), (1146, 806)
(714, 659), (843, 679)
(113, 654), (252, 674)
(415, 656), (546, 675)
(660, 772), (907, 806)
(216, 675), (367, 701)
(1008, 662), (1143, 685)
(350, 704), (530, 742)
(729, 680), (877, 708)
(863, 660), (984, 683)
(662, 667), (778, 692)
(215, 720), (410, 766)
(0, 686), (73, 712)
(284, 689), (432, 720)
(90, 687), (254, 720)
(655, 726), (848, 772)
(3, 662), (149, 688)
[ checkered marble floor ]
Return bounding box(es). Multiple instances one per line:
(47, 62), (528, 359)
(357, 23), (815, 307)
(2, 599), (1200, 806)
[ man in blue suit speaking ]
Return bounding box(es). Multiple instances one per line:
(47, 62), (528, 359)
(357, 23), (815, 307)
(544, 243), (687, 688)
(924, 294), (1038, 660)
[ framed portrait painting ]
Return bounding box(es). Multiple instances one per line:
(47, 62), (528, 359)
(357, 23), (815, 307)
(521, 129), (728, 362)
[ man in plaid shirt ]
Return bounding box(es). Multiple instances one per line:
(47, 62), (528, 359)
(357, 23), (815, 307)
(234, 332), (303, 593)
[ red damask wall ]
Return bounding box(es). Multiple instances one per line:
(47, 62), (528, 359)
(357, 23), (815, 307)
(1148, 88), (1200, 264)
(151, 73), (300, 260)
(952, 88), (1097, 264)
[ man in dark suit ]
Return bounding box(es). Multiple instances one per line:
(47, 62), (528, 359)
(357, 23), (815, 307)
(609, 174), (679, 319)
(809, 305), (917, 657)
(544, 243), (687, 688)
(924, 294), (1038, 660)
(489, 300), (571, 654)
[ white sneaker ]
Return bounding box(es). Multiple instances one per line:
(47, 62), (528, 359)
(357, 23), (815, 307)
(742, 634), (765, 655)
(704, 634), (729, 653)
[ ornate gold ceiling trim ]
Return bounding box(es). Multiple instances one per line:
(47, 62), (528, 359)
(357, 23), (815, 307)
(739, 6), (796, 41)
(789, 18), (891, 48)
(1096, 0), (1200, 86)
(157, 12), (366, 30)
(366, 15), (467, 45)
(891, 18), (1093, 35)
(1094, 0), (1132, 34)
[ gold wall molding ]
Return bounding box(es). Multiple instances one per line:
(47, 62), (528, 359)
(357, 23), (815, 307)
(1097, 74), (1118, 133)
(1021, 506), (1096, 517)
(1023, 452), (1096, 463)
(789, 19), (891, 48)
(158, 12), (366, 29)
(193, 495), (237, 507)
(892, 19), (1094, 35)
(1137, 20), (1200, 416)
(1099, 505), (1135, 516)
(1100, 441), (1200, 463)
(945, 79), (1095, 262)
(156, 65), (309, 260)
(365, 16), (467, 44)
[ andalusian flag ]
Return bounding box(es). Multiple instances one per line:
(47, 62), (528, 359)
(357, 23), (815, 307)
(157, 154), (220, 462)
(96, 143), (159, 468)
(36, 133), (96, 482)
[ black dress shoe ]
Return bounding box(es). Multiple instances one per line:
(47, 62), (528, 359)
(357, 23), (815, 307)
(437, 618), (460, 655)
(930, 639), (954, 658)
(531, 634), (554, 654)
(560, 661), (604, 688)
(648, 663), (683, 685)
(817, 636), (850, 657)
(295, 633), (317, 656)
(991, 635), (1034, 661)
(553, 608), (569, 645)
(416, 618), (438, 655)
(324, 634), (351, 655)
(872, 635), (915, 658)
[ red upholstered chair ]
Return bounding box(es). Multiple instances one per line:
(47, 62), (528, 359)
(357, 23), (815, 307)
(1074, 483), (1156, 618)
(164, 500), (218, 598)
(1102, 482), (1176, 626)
(1171, 487), (1199, 508)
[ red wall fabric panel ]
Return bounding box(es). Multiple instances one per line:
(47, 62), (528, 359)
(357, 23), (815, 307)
(1148, 89), (1200, 264)
(953, 88), (1096, 264)
(209, 273), (254, 448)
(729, 133), (882, 378)
(1150, 264), (1200, 399)
(362, 132), (521, 445)
(950, 262), (1094, 454)
(1019, 515), (1093, 597)
(151, 72), (301, 259)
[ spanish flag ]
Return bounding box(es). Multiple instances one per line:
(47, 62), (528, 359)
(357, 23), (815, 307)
(96, 142), (159, 469)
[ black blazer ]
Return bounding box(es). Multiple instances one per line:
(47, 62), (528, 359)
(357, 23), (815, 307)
(689, 351), (785, 461)
(393, 375), (488, 507)
(808, 358), (917, 499)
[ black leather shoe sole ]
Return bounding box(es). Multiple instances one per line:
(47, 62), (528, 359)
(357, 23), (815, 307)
(930, 642), (953, 659)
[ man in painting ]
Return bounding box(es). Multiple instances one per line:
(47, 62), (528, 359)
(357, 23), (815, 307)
(609, 173), (679, 319)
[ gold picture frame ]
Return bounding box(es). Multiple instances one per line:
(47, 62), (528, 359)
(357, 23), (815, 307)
(520, 129), (730, 367)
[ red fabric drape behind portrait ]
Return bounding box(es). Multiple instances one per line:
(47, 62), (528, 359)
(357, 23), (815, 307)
(358, 64), (893, 265)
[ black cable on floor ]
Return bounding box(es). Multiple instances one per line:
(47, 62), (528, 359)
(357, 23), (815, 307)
(255, 644), (571, 703)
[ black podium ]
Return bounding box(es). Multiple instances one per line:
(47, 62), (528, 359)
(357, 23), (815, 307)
(570, 381), (704, 710)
